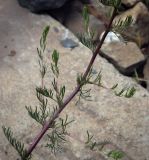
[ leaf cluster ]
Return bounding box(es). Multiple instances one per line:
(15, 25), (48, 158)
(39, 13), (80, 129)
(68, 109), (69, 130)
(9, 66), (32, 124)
(51, 78), (66, 106)
(78, 32), (96, 51)
(85, 131), (97, 150)
(24, 24), (65, 126)
(26, 94), (50, 125)
(108, 150), (124, 160)
(51, 50), (59, 78)
(77, 68), (102, 103)
(46, 115), (74, 153)
(2, 1), (137, 158)
(111, 84), (136, 98)
(25, 26), (71, 155)
(37, 26), (50, 79)
(85, 131), (111, 151)
(98, 0), (121, 8)
(25, 50), (66, 128)
(77, 6), (97, 51)
(85, 131), (124, 160)
(2, 126), (31, 160)
(112, 15), (133, 34)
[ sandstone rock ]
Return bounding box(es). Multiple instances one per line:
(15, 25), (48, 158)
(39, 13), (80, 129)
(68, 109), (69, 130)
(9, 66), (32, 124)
(0, 0), (149, 160)
(101, 42), (145, 75)
(121, 0), (140, 7)
(90, 0), (112, 20)
(114, 2), (149, 46)
(141, 45), (149, 58)
(17, 0), (70, 12)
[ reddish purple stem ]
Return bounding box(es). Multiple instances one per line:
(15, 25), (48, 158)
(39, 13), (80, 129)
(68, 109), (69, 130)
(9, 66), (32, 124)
(26, 8), (117, 158)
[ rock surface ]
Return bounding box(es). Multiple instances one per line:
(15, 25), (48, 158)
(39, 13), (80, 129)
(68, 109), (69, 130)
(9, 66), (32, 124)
(114, 2), (149, 46)
(65, 11), (105, 41)
(17, 0), (70, 12)
(144, 59), (149, 91)
(101, 42), (145, 75)
(63, 0), (105, 41)
(121, 0), (139, 7)
(0, 0), (149, 160)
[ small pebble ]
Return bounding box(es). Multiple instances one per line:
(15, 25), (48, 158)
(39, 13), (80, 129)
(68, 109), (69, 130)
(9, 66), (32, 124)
(100, 31), (122, 43)
(60, 38), (79, 49)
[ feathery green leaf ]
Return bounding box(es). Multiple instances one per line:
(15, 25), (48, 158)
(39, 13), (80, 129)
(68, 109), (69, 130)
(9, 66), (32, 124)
(2, 126), (31, 160)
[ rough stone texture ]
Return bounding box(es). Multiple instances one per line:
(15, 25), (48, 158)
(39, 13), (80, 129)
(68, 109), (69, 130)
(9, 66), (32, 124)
(114, 2), (149, 46)
(101, 42), (145, 75)
(0, 0), (149, 160)
(90, 0), (112, 19)
(144, 58), (149, 91)
(17, 0), (70, 12)
(121, 0), (140, 7)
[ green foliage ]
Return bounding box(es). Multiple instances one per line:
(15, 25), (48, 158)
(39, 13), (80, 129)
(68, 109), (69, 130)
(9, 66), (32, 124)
(112, 84), (136, 98)
(85, 131), (124, 159)
(25, 103), (50, 126)
(2, 1), (137, 159)
(85, 131), (110, 151)
(26, 25), (70, 155)
(82, 6), (90, 32)
(77, 73), (86, 87)
(88, 71), (102, 87)
(25, 26), (67, 126)
(85, 131), (97, 150)
(37, 26), (49, 61)
(77, 68), (102, 87)
(58, 86), (66, 104)
(113, 15), (133, 34)
(77, 87), (92, 103)
(37, 26), (50, 79)
(51, 78), (66, 106)
(51, 50), (59, 78)
(40, 26), (50, 52)
(77, 6), (96, 51)
(77, 68), (102, 103)
(2, 126), (31, 160)
(36, 87), (54, 99)
(78, 32), (96, 51)
(99, 0), (121, 8)
(46, 115), (74, 153)
(108, 150), (124, 160)
(124, 87), (136, 98)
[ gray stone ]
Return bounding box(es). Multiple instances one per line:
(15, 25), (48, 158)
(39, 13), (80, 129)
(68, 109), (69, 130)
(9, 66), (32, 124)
(17, 0), (70, 12)
(0, 0), (149, 160)
(89, 0), (113, 19)
(114, 2), (149, 46)
(101, 42), (145, 75)
(60, 38), (79, 49)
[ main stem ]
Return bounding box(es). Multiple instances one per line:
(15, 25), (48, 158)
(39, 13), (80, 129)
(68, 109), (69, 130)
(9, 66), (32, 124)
(26, 8), (117, 158)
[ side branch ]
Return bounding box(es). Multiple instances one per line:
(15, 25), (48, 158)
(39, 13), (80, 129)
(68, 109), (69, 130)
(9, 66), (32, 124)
(26, 7), (117, 158)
